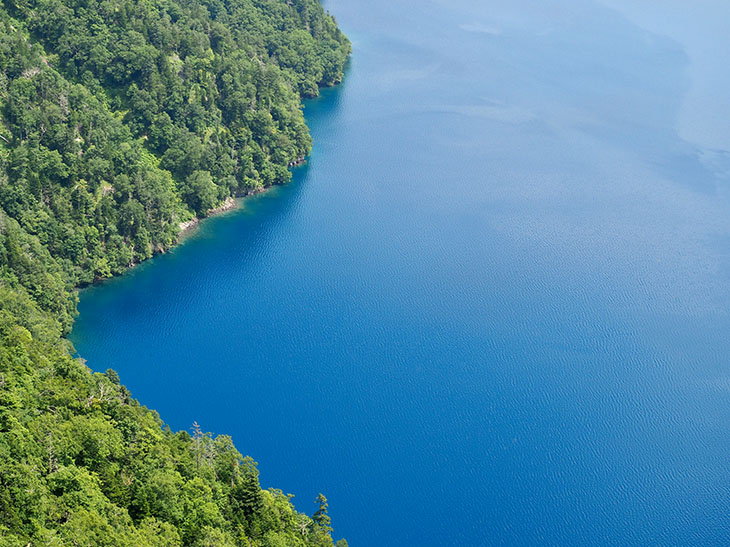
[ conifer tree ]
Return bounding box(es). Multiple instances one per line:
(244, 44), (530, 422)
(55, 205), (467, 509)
(313, 493), (333, 533)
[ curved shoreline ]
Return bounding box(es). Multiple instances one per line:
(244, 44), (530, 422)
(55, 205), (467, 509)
(82, 179), (294, 287)
(177, 175), (301, 236)
(178, 195), (241, 233)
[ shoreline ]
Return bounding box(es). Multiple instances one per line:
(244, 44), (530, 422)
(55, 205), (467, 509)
(177, 180), (286, 235)
(178, 195), (241, 233)
(83, 180), (292, 287)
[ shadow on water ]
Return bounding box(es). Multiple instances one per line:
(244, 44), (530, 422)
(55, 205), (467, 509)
(74, 80), (348, 308)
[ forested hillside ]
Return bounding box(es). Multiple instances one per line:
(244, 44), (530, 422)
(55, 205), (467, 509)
(0, 0), (350, 544)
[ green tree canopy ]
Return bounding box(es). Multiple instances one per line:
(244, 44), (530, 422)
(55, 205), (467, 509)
(0, 0), (350, 544)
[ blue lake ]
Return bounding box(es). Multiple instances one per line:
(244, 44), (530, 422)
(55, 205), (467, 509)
(70, 1), (730, 544)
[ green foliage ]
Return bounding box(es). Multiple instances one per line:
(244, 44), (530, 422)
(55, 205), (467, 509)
(313, 493), (332, 536)
(0, 0), (349, 544)
(0, 0), (350, 286)
(0, 288), (344, 545)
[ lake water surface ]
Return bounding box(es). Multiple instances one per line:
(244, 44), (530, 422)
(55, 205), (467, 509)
(71, 1), (730, 544)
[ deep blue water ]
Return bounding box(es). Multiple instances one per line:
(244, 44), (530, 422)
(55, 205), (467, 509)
(70, 1), (730, 545)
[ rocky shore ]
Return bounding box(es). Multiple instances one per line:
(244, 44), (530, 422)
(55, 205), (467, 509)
(178, 196), (239, 232)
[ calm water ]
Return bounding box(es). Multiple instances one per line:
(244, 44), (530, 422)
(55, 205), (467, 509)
(71, 1), (730, 544)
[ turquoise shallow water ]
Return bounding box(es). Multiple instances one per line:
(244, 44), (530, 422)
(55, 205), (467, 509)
(71, 1), (730, 545)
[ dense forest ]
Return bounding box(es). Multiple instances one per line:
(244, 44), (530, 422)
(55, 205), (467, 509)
(0, 0), (350, 544)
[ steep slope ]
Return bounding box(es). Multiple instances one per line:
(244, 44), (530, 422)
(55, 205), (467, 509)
(0, 0), (350, 545)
